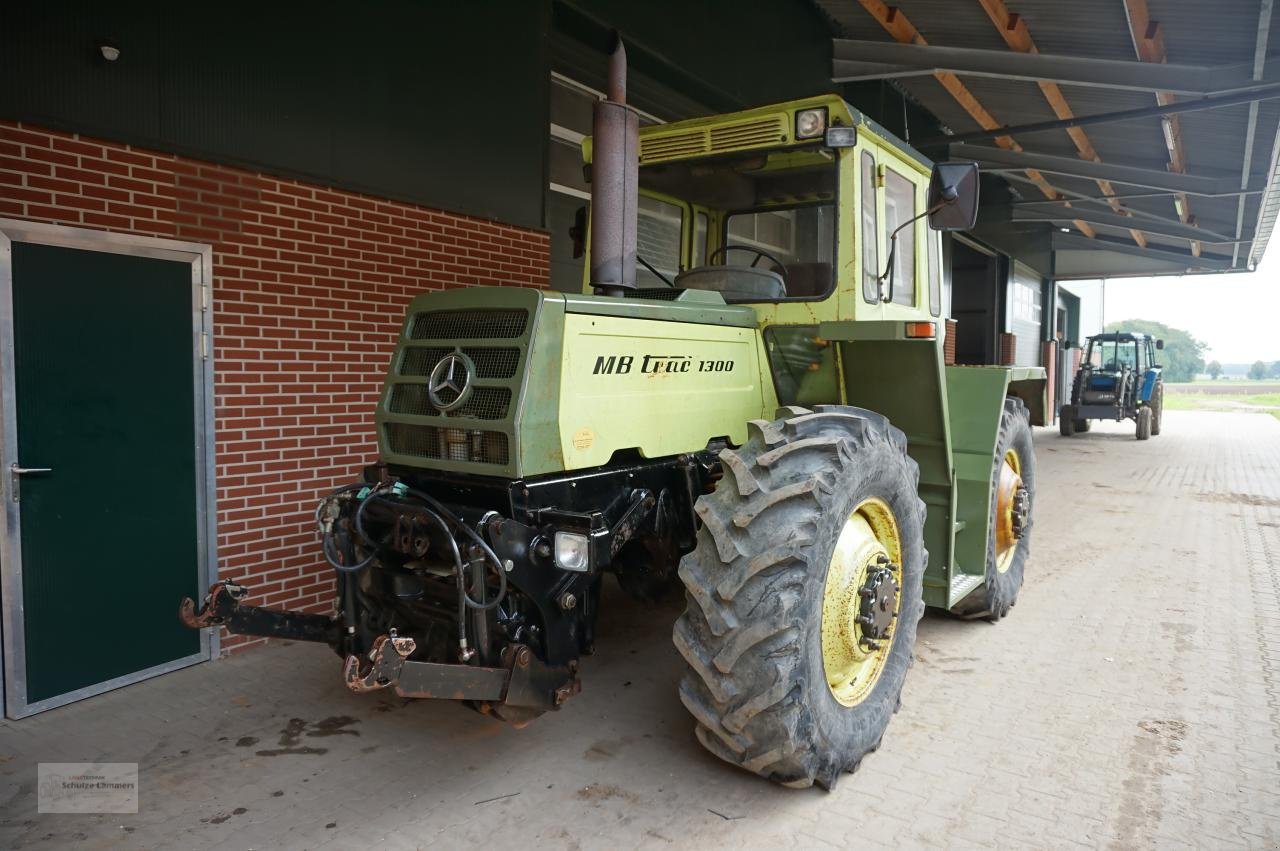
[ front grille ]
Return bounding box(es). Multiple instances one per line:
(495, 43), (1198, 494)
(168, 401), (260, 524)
(384, 306), (529, 470)
(384, 423), (510, 466)
(410, 309), (527, 340)
(401, 346), (521, 379)
(387, 384), (511, 420)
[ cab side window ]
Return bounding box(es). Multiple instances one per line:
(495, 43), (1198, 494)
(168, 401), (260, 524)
(637, 196), (683, 286)
(694, 212), (709, 268)
(884, 168), (916, 306)
(860, 152), (879, 303)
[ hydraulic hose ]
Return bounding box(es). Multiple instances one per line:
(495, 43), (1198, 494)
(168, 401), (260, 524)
(403, 487), (507, 578)
(314, 479), (510, 663)
(344, 484), (507, 611)
(317, 483), (377, 574)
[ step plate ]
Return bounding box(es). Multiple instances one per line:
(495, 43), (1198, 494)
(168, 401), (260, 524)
(948, 573), (985, 607)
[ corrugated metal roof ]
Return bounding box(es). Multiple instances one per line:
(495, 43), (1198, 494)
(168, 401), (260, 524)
(816, 0), (1280, 278)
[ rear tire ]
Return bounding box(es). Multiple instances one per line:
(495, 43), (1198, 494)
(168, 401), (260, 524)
(953, 398), (1035, 621)
(1059, 406), (1076, 437)
(674, 405), (926, 789)
(1136, 406), (1152, 440)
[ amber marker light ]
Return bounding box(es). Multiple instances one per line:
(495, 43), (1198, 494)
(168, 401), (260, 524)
(905, 322), (936, 339)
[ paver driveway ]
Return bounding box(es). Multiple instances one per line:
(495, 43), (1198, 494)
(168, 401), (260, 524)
(1, 410), (1278, 849)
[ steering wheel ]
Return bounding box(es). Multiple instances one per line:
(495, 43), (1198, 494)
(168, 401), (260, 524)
(707, 245), (788, 279)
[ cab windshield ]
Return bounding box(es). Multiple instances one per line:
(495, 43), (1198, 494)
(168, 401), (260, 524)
(637, 148), (838, 300)
(1087, 339), (1138, 372)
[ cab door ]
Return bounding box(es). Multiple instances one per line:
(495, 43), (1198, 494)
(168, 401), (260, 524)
(853, 144), (929, 321)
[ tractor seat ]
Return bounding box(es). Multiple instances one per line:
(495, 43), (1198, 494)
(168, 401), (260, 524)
(673, 266), (786, 303)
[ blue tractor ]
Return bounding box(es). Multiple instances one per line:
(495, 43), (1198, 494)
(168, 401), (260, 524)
(1060, 332), (1164, 440)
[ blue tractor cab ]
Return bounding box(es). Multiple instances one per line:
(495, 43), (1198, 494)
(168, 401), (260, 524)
(1060, 332), (1164, 440)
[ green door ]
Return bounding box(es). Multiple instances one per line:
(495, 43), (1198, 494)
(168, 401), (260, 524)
(5, 240), (206, 713)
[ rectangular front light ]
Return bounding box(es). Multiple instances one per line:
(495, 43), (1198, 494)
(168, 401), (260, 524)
(824, 125), (857, 148)
(795, 107), (828, 140)
(554, 531), (590, 572)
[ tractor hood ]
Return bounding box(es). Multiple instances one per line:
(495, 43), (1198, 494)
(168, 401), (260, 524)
(376, 286), (768, 479)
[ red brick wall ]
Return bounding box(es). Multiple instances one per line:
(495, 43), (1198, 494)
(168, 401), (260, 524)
(0, 122), (551, 652)
(943, 318), (958, 366)
(998, 332), (1017, 366)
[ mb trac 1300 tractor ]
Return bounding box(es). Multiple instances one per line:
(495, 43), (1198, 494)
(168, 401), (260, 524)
(182, 40), (1046, 789)
(1060, 331), (1164, 440)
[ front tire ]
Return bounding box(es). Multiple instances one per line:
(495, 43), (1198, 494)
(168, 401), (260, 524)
(1136, 406), (1152, 440)
(674, 406), (926, 789)
(1059, 405), (1076, 437)
(953, 398), (1035, 620)
(1150, 385), (1163, 435)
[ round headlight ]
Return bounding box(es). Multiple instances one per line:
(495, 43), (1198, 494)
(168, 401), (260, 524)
(795, 108), (828, 140)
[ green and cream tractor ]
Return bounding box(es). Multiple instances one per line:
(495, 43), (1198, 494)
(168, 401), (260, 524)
(182, 40), (1046, 788)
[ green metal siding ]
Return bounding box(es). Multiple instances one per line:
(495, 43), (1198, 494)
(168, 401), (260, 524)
(552, 0), (836, 113)
(1, 1), (550, 230)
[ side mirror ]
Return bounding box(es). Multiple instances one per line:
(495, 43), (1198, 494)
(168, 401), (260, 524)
(927, 162), (980, 231)
(570, 206), (587, 260)
(1156, 339), (1165, 350)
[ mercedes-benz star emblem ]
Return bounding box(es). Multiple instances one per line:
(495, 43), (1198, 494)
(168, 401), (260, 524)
(427, 352), (474, 412)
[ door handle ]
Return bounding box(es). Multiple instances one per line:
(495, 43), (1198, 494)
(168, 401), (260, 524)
(9, 463), (52, 503)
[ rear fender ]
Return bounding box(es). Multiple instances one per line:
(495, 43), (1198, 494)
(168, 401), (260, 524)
(831, 328), (954, 608)
(1139, 368), (1161, 403)
(945, 366), (1044, 607)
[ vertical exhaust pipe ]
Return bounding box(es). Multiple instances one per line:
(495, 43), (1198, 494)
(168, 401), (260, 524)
(590, 34), (639, 297)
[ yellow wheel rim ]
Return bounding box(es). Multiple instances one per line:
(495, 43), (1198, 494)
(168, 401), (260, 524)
(821, 498), (903, 708)
(994, 448), (1024, 573)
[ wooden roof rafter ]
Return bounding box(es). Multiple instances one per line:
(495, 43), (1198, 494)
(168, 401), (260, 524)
(1123, 0), (1202, 257)
(851, 0), (1098, 238)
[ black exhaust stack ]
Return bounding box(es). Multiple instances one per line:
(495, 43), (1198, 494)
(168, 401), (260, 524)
(589, 34), (639, 297)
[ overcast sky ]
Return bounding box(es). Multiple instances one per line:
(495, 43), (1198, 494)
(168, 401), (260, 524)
(1100, 242), (1279, 364)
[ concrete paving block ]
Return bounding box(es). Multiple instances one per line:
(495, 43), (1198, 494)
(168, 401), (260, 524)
(0, 412), (1278, 849)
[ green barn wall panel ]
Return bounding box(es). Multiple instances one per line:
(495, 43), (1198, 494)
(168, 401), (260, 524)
(0, 1), (550, 230)
(553, 0), (835, 113)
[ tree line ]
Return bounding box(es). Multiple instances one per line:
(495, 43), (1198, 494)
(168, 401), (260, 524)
(1207, 360), (1280, 380)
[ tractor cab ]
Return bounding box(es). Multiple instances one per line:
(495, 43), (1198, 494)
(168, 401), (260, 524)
(581, 96), (979, 322)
